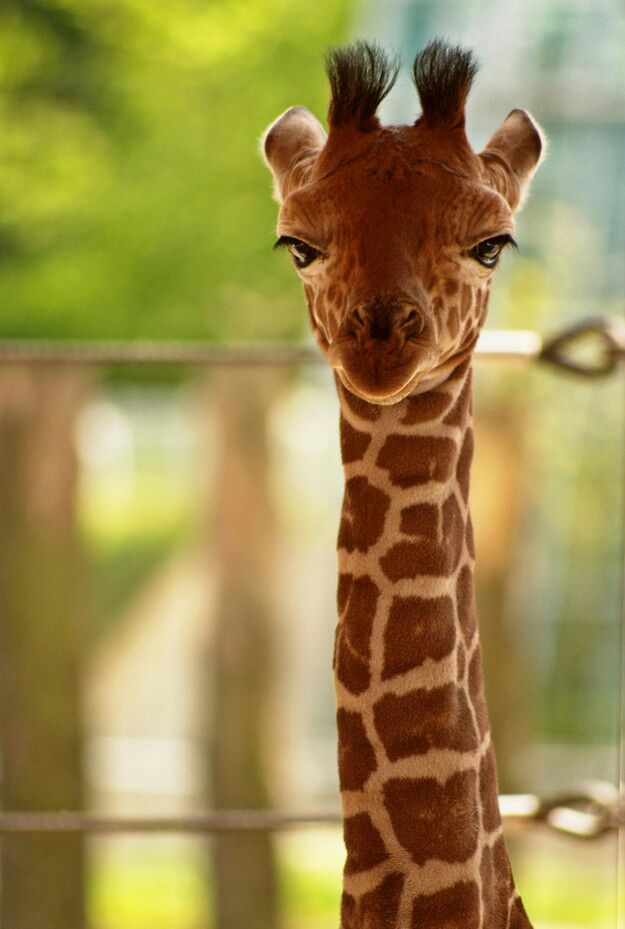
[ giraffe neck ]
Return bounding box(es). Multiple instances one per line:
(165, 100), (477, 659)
(333, 362), (531, 929)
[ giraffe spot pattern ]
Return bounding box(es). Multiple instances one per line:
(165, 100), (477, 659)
(337, 571), (352, 615)
(456, 641), (467, 680)
(479, 745), (503, 833)
(456, 565), (477, 643)
(382, 594), (456, 679)
(461, 282), (473, 316)
(335, 573), (379, 695)
(380, 493), (464, 580)
(456, 428), (474, 503)
(339, 574), (379, 657)
(383, 769), (480, 865)
(341, 872), (404, 929)
(338, 476), (390, 553)
(334, 627), (371, 695)
(447, 303), (460, 337)
(411, 879), (480, 928)
(468, 646), (490, 739)
(509, 896), (534, 928)
(338, 382), (381, 421)
(401, 391), (454, 425)
(373, 684), (478, 760)
(340, 415), (372, 464)
(343, 812), (389, 874)
(481, 836), (513, 926)
(443, 374), (472, 427)
(466, 513), (476, 558)
(449, 358), (471, 382)
(476, 287), (489, 325)
(376, 434), (457, 488)
(399, 501), (439, 537)
(336, 708), (377, 791)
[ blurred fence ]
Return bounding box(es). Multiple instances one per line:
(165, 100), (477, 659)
(0, 316), (622, 374)
(0, 317), (623, 929)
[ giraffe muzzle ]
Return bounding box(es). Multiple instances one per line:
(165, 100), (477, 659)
(328, 300), (436, 402)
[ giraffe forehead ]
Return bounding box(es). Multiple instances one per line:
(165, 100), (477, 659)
(280, 165), (512, 250)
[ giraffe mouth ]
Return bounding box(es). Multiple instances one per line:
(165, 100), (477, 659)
(333, 359), (434, 405)
(332, 343), (475, 405)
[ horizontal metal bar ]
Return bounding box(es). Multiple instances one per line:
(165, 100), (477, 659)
(0, 810), (340, 834)
(0, 791), (617, 835)
(0, 331), (541, 367)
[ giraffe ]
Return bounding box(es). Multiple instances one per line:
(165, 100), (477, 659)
(262, 39), (544, 928)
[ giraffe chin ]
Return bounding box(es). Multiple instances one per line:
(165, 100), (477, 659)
(334, 346), (475, 405)
(334, 364), (431, 406)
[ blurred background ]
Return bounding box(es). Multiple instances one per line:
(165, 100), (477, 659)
(0, 0), (624, 927)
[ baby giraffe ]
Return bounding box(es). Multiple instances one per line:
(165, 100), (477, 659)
(263, 40), (543, 929)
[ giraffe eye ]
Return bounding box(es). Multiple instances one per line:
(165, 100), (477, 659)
(274, 236), (321, 269)
(471, 234), (516, 268)
(288, 239), (320, 269)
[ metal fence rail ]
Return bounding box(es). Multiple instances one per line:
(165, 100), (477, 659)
(0, 316), (623, 376)
(0, 316), (623, 847)
(0, 784), (621, 839)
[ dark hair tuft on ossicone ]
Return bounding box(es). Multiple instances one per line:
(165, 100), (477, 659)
(413, 39), (478, 127)
(326, 41), (399, 130)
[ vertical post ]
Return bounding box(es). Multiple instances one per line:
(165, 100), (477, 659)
(208, 367), (280, 929)
(473, 405), (532, 791)
(0, 365), (88, 929)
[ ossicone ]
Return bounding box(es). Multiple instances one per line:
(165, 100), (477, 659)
(326, 41), (399, 132)
(413, 39), (479, 129)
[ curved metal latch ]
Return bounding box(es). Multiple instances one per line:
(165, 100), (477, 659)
(539, 315), (625, 378)
(501, 780), (623, 839)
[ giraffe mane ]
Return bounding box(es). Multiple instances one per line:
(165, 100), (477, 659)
(325, 41), (399, 131)
(413, 39), (479, 129)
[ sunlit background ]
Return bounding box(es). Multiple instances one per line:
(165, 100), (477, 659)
(0, 1), (624, 927)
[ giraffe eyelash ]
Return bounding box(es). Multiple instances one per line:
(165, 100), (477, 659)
(470, 233), (518, 268)
(274, 235), (322, 269)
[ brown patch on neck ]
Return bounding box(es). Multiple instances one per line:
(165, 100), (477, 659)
(411, 880), (480, 929)
(401, 389), (454, 424)
(336, 708), (377, 790)
(481, 837), (514, 926)
(376, 434), (457, 488)
(338, 476), (390, 553)
(341, 872), (405, 929)
(337, 379), (382, 421)
(380, 493), (464, 580)
(443, 371), (472, 426)
(384, 769), (480, 864)
(373, 684), (479, 759)
(343, 813), (389, 874)
(340, 414), (372, 463)
(382, 593), (455, 678)
(334, 573), (379, 695)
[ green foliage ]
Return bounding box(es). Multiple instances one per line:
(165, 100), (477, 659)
(0, 0), (351, 340)
(88, 835), (615, 928)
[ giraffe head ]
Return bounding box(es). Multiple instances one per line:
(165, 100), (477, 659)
(263, 40), (544, 404)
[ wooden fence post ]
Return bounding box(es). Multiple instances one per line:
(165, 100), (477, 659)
(0, 365), (89, 929)
(207, 367), (281, 929)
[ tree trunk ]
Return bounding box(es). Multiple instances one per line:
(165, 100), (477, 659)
(208, 368), (280, 929)
(0, 365), (89, 929)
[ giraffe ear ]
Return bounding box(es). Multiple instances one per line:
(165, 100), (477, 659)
(479, 109), (546, 211)
(261, 106), (326, 202)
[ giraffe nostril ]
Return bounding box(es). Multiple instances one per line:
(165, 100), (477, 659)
(402, 309), (425, 337)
